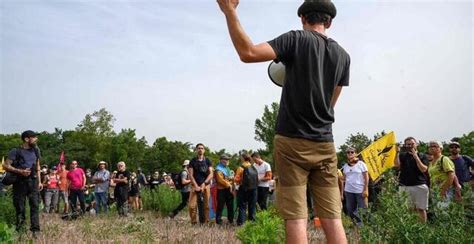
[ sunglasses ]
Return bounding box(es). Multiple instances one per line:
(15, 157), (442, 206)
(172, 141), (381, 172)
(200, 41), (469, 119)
(449, 146), (460, 149)
(346, 151), (356, 154)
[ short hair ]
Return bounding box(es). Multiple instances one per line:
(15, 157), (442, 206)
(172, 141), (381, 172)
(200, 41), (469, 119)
(251, 152), (261, 158)
(404, 137), (417, 143)
(241, 153), (251, 162)
(117, 161), (126, 167)
(195, 143), (205, 149)
(303, 11), (332, 26)
(428, 141), (443, 149)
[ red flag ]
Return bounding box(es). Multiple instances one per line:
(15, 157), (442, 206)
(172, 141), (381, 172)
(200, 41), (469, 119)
(56, 151), (65, 173)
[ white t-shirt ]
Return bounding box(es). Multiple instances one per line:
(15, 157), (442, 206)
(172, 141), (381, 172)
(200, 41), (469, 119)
(254, 161), (272, 187)
(342, 161), (368, 193)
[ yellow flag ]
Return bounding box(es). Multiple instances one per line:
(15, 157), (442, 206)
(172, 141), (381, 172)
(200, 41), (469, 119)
(359, 131), (397, 181)
(0, 156), (4, 173)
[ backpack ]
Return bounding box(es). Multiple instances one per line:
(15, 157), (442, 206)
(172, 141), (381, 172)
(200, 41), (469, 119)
(171, 171), (186, 190)
(1, 146), (40, 185)
(241, 164), (258, 191)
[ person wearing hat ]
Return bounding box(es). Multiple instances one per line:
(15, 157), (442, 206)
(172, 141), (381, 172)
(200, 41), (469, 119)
(93, 161), (110, 214)
(217, 0), (349, 242)
(2, 130), (42, 235)
(448, 141), (473, 187)
(215, 154), (235, 225)
(170, 160), (192, 218)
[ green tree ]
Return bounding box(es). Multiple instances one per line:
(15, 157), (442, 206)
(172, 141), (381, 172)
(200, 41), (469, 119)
(254, 102), (279, 154)
(110, 129), (147, 171)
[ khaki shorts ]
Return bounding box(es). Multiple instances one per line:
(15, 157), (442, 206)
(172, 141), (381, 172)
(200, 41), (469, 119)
(399, 184), (429, 210)
(273, 135), (341, 220)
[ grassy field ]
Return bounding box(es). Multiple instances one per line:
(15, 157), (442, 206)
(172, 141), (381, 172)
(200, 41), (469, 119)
(13, 210), (339, 243)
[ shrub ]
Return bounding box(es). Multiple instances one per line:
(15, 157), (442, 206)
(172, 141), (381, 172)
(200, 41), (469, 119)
(0, 222), (15, 243)
(360, 171), (474, 243)
(141, 185), (181, 216)
(236, 208), (285, 244)
(0, 193), (16, 227)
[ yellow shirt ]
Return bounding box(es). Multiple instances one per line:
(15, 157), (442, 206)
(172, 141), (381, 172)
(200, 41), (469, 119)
(428, 156), (454, 186)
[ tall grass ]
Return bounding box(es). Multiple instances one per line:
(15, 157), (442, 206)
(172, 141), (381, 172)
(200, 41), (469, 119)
(140, 185), (181, 216)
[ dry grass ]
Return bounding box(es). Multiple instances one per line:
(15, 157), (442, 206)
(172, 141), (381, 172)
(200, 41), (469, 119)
(12, 211), (353, 243)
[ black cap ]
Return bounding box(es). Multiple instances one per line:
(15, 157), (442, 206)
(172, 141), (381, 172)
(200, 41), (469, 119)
(21, 130), (38, 141)
(297, 0), (337, 18)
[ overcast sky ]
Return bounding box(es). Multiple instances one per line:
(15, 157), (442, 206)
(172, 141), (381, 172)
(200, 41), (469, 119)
(1, 0), (472, 153)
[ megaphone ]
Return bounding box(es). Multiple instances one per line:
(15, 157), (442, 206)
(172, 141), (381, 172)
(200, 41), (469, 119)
(267, 61), (285, 87)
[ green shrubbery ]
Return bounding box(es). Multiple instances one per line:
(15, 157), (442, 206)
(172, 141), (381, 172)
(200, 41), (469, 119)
(360, 171), (474, 243)
(236, 208), (285, 244)
(140, 185), (181, 216)
(0, 192), (16, 227)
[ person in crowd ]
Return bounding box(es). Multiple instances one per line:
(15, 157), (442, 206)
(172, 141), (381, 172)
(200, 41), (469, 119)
(85, 168), (94, 189)
(251, 152), (272, 211)
(57, 163), (69, 214)
(2, 130), (42, 235)
(215, 154), (235, 225)
(394, 137), (429, 222)
(84, 186), (96, 213)
(235, 153), (258, 226)
(128, 172), (140, 211)
(170, 160), (192, 218)
(67, 160), (86, 214)
(149, 171), (161, 190)
(448, 141), (473, 187)
(427, 141), (461, 206)
(93, 161), (110, 214)
(188, 143), (213, 225)
(137, 168), (148, 210)
(342, 147), (369, 226)
(217, 0), (349, 242)
(162, 173), (175, 189)
(43, 166), (60, 214)
(112, 161), (130, 216)
(40, 164), (48, 207)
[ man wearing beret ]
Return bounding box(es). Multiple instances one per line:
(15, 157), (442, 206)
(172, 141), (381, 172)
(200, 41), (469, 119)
(217, 0), (349, 243)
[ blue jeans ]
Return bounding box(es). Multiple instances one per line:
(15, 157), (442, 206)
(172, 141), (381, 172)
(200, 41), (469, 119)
(344, 191), (366, 224)
(237, 188), (257, 225)
(95, 192), (108, 214)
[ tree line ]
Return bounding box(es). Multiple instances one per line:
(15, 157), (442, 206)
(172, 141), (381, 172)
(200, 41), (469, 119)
(1, 107), (472, 174)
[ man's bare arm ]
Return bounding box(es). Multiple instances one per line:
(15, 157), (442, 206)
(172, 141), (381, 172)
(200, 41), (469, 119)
(330, 86), (343, 108)
(218, 0), (277, 63)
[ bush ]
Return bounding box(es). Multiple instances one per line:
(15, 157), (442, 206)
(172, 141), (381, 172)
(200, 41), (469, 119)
(0, 193), (16, 227)
(360, 171), (474, 243)
(0, 222), (15, 243)
(141, 185), (181, 216)
(236, 208), (285, 244)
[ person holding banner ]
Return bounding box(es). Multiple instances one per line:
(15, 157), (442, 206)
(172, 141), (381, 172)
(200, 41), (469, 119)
(341, 147), (369, 226)
(394, 137), (429, 223)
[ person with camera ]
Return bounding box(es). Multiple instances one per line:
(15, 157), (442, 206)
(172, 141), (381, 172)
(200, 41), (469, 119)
(394, 137), (429, 222)
(188, 143), (213, 224)
(2, 130), (42, 235)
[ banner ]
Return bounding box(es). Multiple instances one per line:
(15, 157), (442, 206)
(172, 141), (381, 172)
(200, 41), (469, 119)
(56, 151), (65, 173)
(0, 157), (4, 173)
(359, 131), (397, 181)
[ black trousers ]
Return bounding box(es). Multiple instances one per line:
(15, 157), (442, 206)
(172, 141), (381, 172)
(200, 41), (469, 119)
(115, 186), (129, 216)
(216, 188), (234, 224)
(257, 186), (269, 211)
(69, 189), (86, 214)
(172, 191), (190, 216)
(13, 177), (40, 232)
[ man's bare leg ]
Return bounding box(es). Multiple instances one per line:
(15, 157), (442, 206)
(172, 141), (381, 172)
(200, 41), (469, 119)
(416, 209), (427, 223)
(320, 218), (347, 244)
(286, 219), (308, 244)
